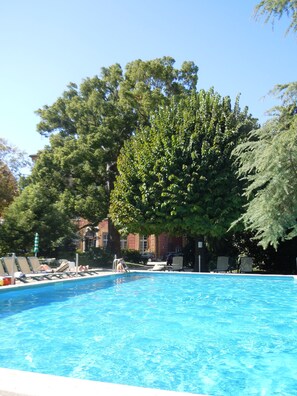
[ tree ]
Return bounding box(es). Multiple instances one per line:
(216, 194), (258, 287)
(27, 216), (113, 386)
(0, 161), (17, 216)
(0, 138), (30, 216)
(0, 183), (76, 256)
(232, 82), (297, 249)
(32, 57), (198, 255)
(230, 2), (297, 251)
(254, 0), (297, 34)
(110, 90), (258, 268)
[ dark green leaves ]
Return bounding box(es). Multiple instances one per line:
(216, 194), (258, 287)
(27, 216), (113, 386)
(110, 90), (257, 238)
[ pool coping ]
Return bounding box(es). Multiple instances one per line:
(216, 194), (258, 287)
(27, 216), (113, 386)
(0, 270), (295, 395)
(0, 368), (202, 396)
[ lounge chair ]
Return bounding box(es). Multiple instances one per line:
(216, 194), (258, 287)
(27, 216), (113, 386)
(239, 256), (253, 273)
(0, 259), (17, 285)
(1, 256), (28, 283)
(66, 261), (89, 276)
(17, 256), (66, 281)
(148, 261), (168, 271)
(27, 256), (53, 273)
(213, 256), (230, 272)
(170, 256), (184, 271)
(28, 257), (70, 275)
(0, 260), (6, 277)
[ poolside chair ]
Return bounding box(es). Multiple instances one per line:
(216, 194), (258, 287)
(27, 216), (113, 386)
(17, 257), (63, 281)
(239, 256), (253, 273)
(28, 257), (69, 274)
(148, 262), (168, 271)
(27, 256), (50, 273)
(0, 260), (17, 285)
(171, 256), (184, 271)
(213, 256), (230, 272)
(0, 260), (6, 277)
(66, 261), (89, 276)
(1, 256), (28, 283)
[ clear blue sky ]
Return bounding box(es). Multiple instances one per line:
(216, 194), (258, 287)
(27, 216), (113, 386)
(1, 0), (296, 156)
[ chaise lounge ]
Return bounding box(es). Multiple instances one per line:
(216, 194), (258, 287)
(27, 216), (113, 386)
(239, 256), (253, 273)
(213, 256), (230, 272)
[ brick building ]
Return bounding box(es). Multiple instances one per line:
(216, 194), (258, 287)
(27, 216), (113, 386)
(77, 218), (184, 260)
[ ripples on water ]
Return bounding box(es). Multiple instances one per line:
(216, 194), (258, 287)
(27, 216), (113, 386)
(0, 273), (297, 395)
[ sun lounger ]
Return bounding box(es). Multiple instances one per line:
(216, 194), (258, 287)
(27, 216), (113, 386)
(148, 261), (168, 271)
(213, 256), (230, 272)
(0, 260), (16, 285)
(17, 256), (68, 281)
(170, 256), (184, 271)
(1, 257), (28, 283)
(16, 257), (50, 281)
(0, 260), (6, 277)
(239, 256), (253, 273)
(27, 257), (72, 277)
(27, 256), (54, 273)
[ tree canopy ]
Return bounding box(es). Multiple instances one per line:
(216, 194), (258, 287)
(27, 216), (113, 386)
(0, 58), (199, 255)
(33, 57), (199, 226)
(0, 183), (76, 255)
(255, 0), (297, 34)
(0, 138), (30, 216)
(232, 82), (297, 249)
(231, 1), (297, 250)
(110, 90), (258, 239)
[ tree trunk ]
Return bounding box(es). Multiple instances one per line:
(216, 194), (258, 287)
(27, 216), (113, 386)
(107, 218), (121, 257)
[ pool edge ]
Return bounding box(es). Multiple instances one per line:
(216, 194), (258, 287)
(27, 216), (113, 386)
(0, 368), (204, 396)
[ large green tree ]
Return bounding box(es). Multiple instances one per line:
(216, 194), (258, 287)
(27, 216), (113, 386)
(30, 57), (198, 254)
(230, 1), (297, 251)
(0, 183), (76, 256)
(110, 90), (258, 267)
(232, 83), (297, 249)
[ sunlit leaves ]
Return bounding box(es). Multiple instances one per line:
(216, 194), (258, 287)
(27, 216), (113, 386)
(233, 104), (297, 248)
(110, 90), (257, 238)
(254, 0), (297, 34)
(32, 58), (199, 228)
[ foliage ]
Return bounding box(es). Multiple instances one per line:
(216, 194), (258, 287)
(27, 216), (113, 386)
(0, 138), (30, 216)
(118, 57), (198, 126)
(76, 247), (114, 268)
(254, 0), (297, 34)
(32, 57), (198, 226)
(232, 83), (297, 249)
(0, 162), (17, 217)
(110, 90), (258, 239)
(0, 57), (198, 257)
(0, 183), (76, 256)
(0, 138), (30, 179)
(120, 249), (142, 264)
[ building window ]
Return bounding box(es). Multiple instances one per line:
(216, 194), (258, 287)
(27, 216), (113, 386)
(102, 232), (108, 249)
(120, 236), (127, 250)
(84, 228), (97, 251)
(140, 235), (148, 253)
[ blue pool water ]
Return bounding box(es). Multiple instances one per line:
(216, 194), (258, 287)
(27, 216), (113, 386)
(0, 273), (297, 395)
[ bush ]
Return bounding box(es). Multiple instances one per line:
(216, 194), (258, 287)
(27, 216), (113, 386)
(76, 247), (114, 268)
(121, 249), (142, 263)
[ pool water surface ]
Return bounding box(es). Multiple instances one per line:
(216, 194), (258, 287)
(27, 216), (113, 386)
(0, 273), (297, 395)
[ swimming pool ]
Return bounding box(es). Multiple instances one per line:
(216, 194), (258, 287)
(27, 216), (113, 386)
(0, 273), (297, 395)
